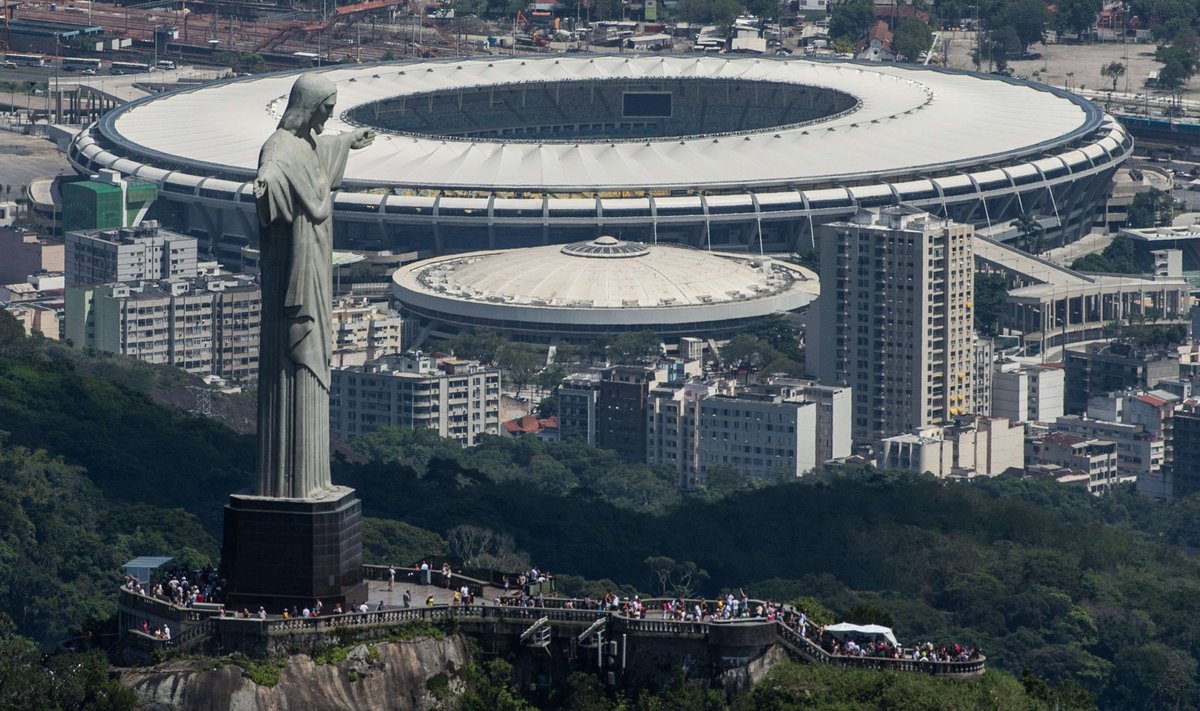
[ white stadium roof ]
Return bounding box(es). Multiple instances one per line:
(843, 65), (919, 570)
(101, 55), (1096, 192)
(393, 237), (819, 331)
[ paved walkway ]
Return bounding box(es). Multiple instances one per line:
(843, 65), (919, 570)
(364, 574), (507, 610)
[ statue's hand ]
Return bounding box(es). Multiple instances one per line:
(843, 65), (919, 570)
(351, 128), (376, 150)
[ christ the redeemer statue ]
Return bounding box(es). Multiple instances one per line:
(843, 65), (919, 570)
(253, 74), (374, 499)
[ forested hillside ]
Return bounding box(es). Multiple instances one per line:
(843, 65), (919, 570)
(3, 311), (1200, 708)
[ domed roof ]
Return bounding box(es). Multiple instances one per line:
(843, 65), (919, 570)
(412, 239), (802, 309)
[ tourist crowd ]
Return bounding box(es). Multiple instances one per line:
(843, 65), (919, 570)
(123, 563), (223, 609)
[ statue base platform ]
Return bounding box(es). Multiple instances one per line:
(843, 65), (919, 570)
(221, 486), (367, 612)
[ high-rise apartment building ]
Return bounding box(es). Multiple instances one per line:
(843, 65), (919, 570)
(972, 336), (994, 418)
(558, 371), (602, 445)
(64, 275), (261, 381)
(992, 361), (1065, 423)
(557, 364), (670, 462)
(646, 378), (852, 485)
(65, 222), (197, 288)
(330, 351), (501, 446)
(1063, 342), (1179, 415)
(810, 206), (975, 443)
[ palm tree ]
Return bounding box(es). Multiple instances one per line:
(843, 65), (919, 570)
(1011, 214), (1044, 255)
(1101, 60), (1126, 93)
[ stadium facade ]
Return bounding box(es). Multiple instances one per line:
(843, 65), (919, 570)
(68, 55), (1131, 259)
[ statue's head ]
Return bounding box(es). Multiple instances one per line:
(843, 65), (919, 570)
(278, 74), (337, 135)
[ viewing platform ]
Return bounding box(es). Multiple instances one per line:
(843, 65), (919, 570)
(117, 565), (986, 682)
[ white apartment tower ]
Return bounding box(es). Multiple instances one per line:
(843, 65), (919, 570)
(330, 352), (501, 446)
(810, 207), (975, 443)
(65, 223), (198, 288)
(646, 380), (852, 485)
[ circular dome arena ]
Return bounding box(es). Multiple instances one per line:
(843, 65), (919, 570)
(392, 237), (819, 340)
(68, 55), (1131, 259)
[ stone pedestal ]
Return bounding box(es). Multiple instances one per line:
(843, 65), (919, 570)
(221, 485), (367, 612)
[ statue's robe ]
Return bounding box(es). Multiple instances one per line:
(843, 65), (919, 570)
(254, 128), (350, 499)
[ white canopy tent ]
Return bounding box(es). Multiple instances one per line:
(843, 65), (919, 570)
(823, 622), (899, 646)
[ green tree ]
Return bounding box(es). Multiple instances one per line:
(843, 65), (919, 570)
(991, 0), (1048, 53)
(1104, 643), (1198, 710)
(830, 37), (855, 55)
(746, 314), (804, 363)
(829, 0), (874, 41)
(788, 595), (836, 624)
(676, 0), (741, 24)
(743, 0), (779, 23)
(1156, 32), (1200, 89)
(719, 334), (773, 371)
(608, 330), (661, 362)
(1101, 60), (1127, 92)
(1071, 234), (1142, 273)
(1126, 188), (1175, 229)
(445, 327), (507, 362)
(458, 659), (536, 711)
(980, 26), (1022, 70)
(536, 394), (558, 418)
(644, 556), (710, 597)
(362, 518), (447, 566)
(974, 274), (1009, 336)
(893, 18), (934, 62)
(497, 342), (543, 400)
(1055, 0), (1103, 35)
(788, 249), (820, 275)
(1011, 213), (1045, 254)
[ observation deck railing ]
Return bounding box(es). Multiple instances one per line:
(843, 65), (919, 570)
(118, 581), (984, 677)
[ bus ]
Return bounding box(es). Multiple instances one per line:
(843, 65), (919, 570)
(110, 61), (150, 75)
(62, 57), (102, 72)
(3, 53), (47, 67)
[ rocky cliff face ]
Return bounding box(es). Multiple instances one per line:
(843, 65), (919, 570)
(122, 636), (470, 711)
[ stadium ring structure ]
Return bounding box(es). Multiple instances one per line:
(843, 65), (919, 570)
(68, 54), (1132, 260)
(392, 235), (819, 339)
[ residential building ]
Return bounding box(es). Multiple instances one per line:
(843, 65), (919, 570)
(697, 392), (817, 480)
(1169, 399), (1200, 500)
(876, 415), (1023, 478)
(810, 206), (975, 443)
(1052, 415), (1164, 493)
(992, 361), (1065, 422)
(973, 336), (994, 418)
(596, 365), (658, 463)
(4, 301), (63, 340)
(557, 363), (682, 462)
(0, 228), (64, 283)
(64, 275), (261, 380)
(502, 415), (559, 441)
(330, 296), (413, 367)
(65, 222), (197, 288)
(646, 381), (712, 485)
(646, 379), (851, 485)
(558, 371), (601, 445)
(1063, 342), (1179, 414)
(330, 351), (501, 446)
(1026, 432), (1124, 494)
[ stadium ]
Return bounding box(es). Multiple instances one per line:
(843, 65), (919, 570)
(391, 236), (819, 340)
(68, 54), (1131, 259)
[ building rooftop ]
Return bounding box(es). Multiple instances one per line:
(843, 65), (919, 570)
(402, 238), (810, 310)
